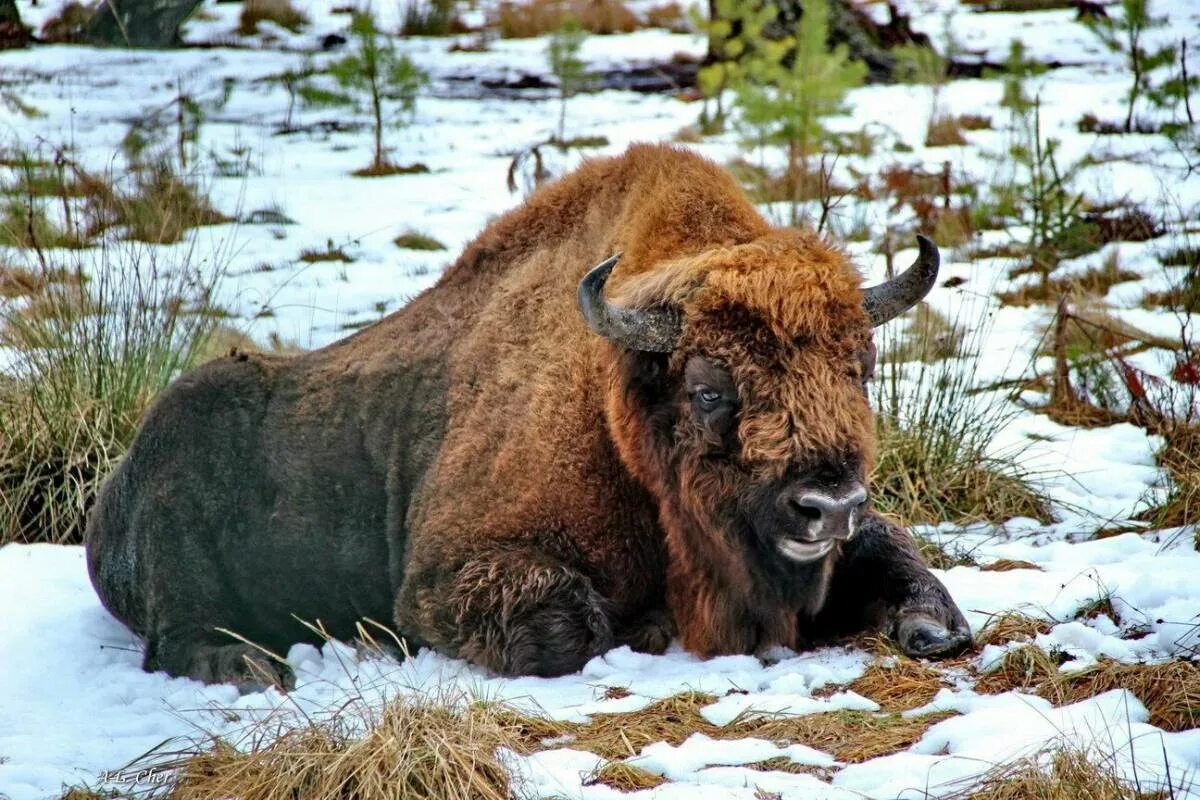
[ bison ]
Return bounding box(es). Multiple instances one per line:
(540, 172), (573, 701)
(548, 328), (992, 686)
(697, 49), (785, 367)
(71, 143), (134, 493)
(86, 143), (970, 689)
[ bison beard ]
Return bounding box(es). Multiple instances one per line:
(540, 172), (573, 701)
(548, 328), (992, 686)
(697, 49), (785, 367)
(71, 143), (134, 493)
(85, 144), (970, 689)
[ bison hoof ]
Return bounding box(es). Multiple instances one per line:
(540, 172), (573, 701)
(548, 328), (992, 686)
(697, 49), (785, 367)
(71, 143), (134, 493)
(151, 642), (297, 693)
(896, 613), (971, 659)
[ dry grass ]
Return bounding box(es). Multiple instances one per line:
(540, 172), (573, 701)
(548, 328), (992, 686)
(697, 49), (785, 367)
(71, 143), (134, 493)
(493, 0), (639, 37)
(1035, 303), (1176, 359)
(885, 303), (965, 363)
(926, 115), (968, 147)
(848, 656), (949, 711)
(732, 709), (955, 763)
(0, 251), (222, 545)
(726, 157), (849, 205)
(975, 645), (1200, 733)
(975, 612), (1054, 648)
(1000, 258), (1141, 307)
(142, 694), (518, 800)
(975, 644), (1062, 695)
(874, 418), (1051, 527)
(1048, 660), (1200, 731)
(644, 2), (688, 32)
(394, 229), (446, 251)
(566, 692), (719, 759)
(299, 244), (355, 263)
(1138, 425), (1200, 530)
(352, 162), (431, 177)
(582, 761), (667, 791)
(944, 745), (1167, 800)
(39, 1), (92, 42)
(980, 559), (1043, 572)
(238, 0), (310, 35)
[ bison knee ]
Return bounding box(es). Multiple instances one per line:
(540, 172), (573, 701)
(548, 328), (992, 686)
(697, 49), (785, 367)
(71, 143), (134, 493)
(403, 555), (614, 677)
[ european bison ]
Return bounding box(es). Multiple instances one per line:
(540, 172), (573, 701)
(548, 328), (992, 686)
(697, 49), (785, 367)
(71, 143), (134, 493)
(86, 143), (970, 689)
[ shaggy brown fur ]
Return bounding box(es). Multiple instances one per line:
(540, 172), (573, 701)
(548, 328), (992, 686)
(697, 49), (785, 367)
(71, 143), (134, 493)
(86, 144), (968, 686)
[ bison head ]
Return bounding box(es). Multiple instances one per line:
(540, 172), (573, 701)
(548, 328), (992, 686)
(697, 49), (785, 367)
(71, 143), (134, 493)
(579, 231), (938, 649)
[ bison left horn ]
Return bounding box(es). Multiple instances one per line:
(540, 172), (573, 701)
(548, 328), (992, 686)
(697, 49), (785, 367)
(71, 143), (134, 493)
(578, 254), (682, 353)
(862, 235), (940, 326)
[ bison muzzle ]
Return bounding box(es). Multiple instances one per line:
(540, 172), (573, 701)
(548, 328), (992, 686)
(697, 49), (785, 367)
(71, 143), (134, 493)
(86, 144), (971, 689)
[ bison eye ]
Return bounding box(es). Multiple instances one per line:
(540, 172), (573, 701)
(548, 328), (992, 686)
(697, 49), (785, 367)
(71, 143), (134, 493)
(697, 388), (722, 407)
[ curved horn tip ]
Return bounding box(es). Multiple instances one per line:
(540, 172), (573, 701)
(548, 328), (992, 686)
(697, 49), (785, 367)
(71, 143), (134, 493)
(862, 235), (941, 327)
(576, 253), (681, 353)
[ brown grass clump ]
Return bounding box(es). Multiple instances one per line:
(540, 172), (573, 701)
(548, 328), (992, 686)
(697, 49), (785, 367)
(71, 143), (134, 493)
(144, 694), (518, 800)
(926, 116), (968, 147)
(727, 157), (849, 205)
(1047, 660), (1200, 731)
(974, 644), (1061, 695)
(567, 692), (719, 758)
(393, 229), (446, 251)
(39, 2), (92, 42)
(644, 2), (688, 32)
(732, 709), (955, 763)
(848, 656), (949, 711)
(238, 0), (309, 35)
(975, 613), (1053, 648)
(494, 0), (639, 37)
(944, 745), (1167, 800)
(1000, 259), (1141, 307)
(299, 244), (355, 263)
(352, 162), (431, 177)
(974, 644), (1200, 733)
(980, 559), (1043, 572)
(1138, 426), (1200, 530)
(582, 761), (667, 791)
(885, 303), (965, 364)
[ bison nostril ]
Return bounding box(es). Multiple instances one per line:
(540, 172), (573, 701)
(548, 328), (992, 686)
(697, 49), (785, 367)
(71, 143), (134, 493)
(785, 483), (869, 538)
(791, 500), (823, 522)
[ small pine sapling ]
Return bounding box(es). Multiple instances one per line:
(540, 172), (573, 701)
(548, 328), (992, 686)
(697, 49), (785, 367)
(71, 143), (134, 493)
(691, 0), (774, 131)
(732, 0), (866, 225)
(328, 11), (428, 175)
(546, 16), (587, 144)
(1084, 0), (1175, 133)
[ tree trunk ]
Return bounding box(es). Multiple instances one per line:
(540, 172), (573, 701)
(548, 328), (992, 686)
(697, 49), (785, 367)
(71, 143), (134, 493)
(0, 0), (30, 49)
(86, 0), (204, 48)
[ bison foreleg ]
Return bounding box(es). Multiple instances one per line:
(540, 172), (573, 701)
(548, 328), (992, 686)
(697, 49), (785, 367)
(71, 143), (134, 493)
(399, 550), (614, 677)
(814, 514), (971, 658)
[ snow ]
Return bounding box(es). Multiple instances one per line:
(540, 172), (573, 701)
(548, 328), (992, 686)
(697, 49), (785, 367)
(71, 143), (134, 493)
(2, 0), (1200, 797)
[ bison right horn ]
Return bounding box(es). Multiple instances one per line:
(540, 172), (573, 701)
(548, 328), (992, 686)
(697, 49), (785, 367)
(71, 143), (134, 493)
(862, 235), (940, 326)
(578, 254), (682, 353)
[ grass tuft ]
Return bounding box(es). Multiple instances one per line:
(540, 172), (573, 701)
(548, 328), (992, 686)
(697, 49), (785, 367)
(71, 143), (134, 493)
(238, 0), (310, 35)
(393, 229), (446, 251)
(493, 0), (639, 37)
(975, 612), (1054, 647)
(143, 693), (517, 800)
(0, 247), (222, 545)
(944, 744), (1168, 799)
(926, 116), (968, 147)
(848, 656), (948, 711)
(872, 309), (1051, 527)
(976, 644), (1200, 733)
(583, 761), (667, 791)
(566, 692), (718, 758)
(299, 243), (355, 263)
(732, 709), (955, 763)
(980, 558), (1043, 572)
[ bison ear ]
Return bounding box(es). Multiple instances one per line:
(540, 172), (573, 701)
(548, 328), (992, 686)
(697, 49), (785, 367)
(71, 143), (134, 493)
(578, 254), (682, 353)
(862, 235), (940, 326)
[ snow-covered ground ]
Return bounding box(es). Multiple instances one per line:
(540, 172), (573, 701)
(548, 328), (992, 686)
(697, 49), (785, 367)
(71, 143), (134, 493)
(1, 0), (1200, 798)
